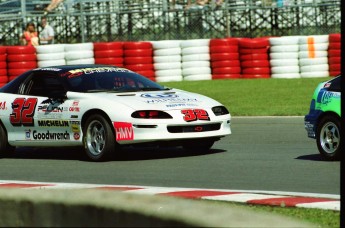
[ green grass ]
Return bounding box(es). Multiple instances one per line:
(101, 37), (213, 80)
(208, 201), (340, 227)
(162, 77), (331, 116)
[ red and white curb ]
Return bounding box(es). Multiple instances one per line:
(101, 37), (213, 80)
(0, 180), (340, 211)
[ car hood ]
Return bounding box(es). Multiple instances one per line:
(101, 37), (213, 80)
(69, 89), (221, 110)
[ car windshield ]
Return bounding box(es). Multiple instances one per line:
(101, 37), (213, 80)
(61, 67), (168, 93)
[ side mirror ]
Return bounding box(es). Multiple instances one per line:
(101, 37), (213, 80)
(49, 90), (67, 101)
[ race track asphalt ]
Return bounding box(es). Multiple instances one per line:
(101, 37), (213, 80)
(0, 117), (340, 195)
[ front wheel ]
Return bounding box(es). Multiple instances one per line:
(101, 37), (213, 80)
(0, 123), (15, 157)
(83, 114), (117, 161)
(316, 115), (341, 161)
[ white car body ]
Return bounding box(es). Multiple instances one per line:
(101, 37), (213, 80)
(0, 65), (231, 160)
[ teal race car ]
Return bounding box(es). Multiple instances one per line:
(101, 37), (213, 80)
(304, 75), (341, 160)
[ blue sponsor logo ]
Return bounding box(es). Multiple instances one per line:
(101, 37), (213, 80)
(141, 93), (178, 98)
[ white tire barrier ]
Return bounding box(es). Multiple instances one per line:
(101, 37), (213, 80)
(65, 50), (94, 60)
(64, 43), (94, 52)
(66, 58), (95, 65)
(155, 75), (183, 82)
(151, 40), (181, 49)
(301, 71), (329, 78)
(38, 59), (66, 67)
(37, 52), (65, 61)
(154, 48), (181, 56)
(184, 74), (212, 81)
(271, 73), (301, 79)
(152, 40), (181, 82)
(35, 44), (65, 54)
(269, 36), (300, 78)
(180, 39), (211, 81)
(298, 35), (330, 78)
(271, 66), (300, 74)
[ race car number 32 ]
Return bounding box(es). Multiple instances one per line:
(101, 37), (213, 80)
(181, 109), (210, 122)
(10, 98), (38, 126)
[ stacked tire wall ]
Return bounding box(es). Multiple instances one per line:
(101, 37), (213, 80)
(239, 38), (271, 79)
(210, 38), (241, 79)
(0, 34), (341, 88)
(0, 47), (7, 87)
(328, 34), (341, 77)
(123, 42), (155, 81)
(152, 40), (182, 83)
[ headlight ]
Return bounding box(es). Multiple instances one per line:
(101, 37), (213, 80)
(212, 106), (229, 116)
(131, 110), (173, 119)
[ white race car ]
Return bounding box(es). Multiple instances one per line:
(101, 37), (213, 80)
(0, 65), (231, 161)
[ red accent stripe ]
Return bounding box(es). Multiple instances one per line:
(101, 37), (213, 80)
(0, 183), (53, 188)
(248, 197), (335, 207)
(95, 186), (144, 191)
(159, 190), (239, 199)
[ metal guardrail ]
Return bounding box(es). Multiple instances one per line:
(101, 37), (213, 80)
(0, 0), (341, 45)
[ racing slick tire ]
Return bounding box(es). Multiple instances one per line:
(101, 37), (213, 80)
(83, 114), (117, 161)
(0, 123), (15, 157)
(316, 115), (341, 161)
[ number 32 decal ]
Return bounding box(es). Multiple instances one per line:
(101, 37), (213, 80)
(181, 109), (210, 122)
(10, 98), (38, 126)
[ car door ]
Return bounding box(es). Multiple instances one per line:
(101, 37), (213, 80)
(8, 72), (78, 147)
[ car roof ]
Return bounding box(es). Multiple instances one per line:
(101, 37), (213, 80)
(34, 64), (122, 74)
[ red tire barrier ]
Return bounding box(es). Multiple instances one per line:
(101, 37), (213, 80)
(124, 57), (153, 65)
(125, 64), (154, 71)
(240, 53), (268, 61)
(239, 48), (268, 54)
(93, 42), (123, 51)
(239, 38), (269, 49)
(94, 50), (123, 58)
(7, 54), (37, 62)
(0, 46), (6, 54)
(241, 60), (270, 68)
(8, 68), (31, 77)
(0, 62), (6, 69)
(135, 70), (155, 78)
(329, 71), (340, 77)
(328, 49), (340, 57)
(0, 54), (6, 61)
(210, 53), (239, 61)
(328, 42), (341, 50)
(95, 57), (123, 66)
(0, 76), (8, 83)
(210, 38), (238, 46)
(6, 46), (36, 54)
(242, 67), (270, 75)
(210, 45), (238, 54)
(211, 60), (240, 68)
(329, 33), (341, 43)
(0, 69), (7, 76)
(212, 67), (241, 74)
(0, 83), (6, 88)
(329, 64), (340, 71)
(8, 61), (37, 69)
(328, 57), (341, 65)
(242, 74), (270, 79)
(212, 74), (241, 79)
(124, 49), (153, 57)
(123, 42), (152, 50)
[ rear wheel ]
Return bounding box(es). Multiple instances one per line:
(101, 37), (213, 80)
(83, 114), (117, 161)
(316, 115), (341, 161)
(0, 124), (15, 157)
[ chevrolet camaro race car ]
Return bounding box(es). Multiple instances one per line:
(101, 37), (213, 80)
(304, 75), (341, 160)
(0, 65), (231, 161)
